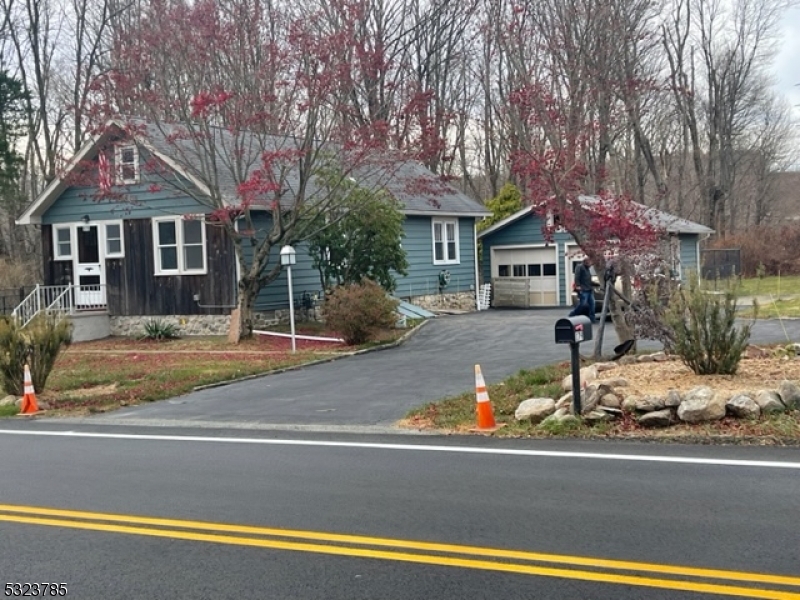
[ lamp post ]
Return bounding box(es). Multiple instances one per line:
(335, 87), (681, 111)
(280, 245), (297, 353)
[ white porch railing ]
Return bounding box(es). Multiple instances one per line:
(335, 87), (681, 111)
(11, 284), (107, 328)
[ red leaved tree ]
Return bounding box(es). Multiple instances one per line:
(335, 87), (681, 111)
(485, 0), (667, 343)
(84, 0), (446, 340)
(508, 84), (663, 341)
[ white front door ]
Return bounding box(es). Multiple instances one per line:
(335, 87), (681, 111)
(74, 225), (106, 307)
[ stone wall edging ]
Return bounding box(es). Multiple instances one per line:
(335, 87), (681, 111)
(514, 353), (800, 428)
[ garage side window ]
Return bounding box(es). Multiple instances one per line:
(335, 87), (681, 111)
(432, 219), (459, 265)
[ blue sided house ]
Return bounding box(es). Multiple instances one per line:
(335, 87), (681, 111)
(15, 120), (489, 339)
(478, 202), (713, 308)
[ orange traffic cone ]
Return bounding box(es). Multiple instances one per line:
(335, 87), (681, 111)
(471, 364), (503, 432)
(18, 364), (41, 415)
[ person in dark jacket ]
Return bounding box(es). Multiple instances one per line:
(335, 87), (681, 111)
(569, 257), (596, 321)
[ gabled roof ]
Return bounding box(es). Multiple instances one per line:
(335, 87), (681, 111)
(477, 195), (713, 239)
(18, 118), (489, 224)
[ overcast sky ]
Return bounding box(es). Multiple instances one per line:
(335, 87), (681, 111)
(775, 7), (800, 120)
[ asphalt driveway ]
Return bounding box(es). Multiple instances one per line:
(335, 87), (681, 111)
(95, 309), (800, 429)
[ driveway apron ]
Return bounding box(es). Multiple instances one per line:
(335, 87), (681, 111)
(99, 309), (800, 427)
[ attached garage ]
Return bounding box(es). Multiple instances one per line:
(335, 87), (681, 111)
(490, 246), (558, 307)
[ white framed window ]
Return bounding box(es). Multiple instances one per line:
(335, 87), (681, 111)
(115, 144), (139, 184)
(103, 221), (124, 258)
(53, 226), (73, 260)
(545, 210), (566, 232)
(432, 218), (459, 265)
(152, 216), (207, 275)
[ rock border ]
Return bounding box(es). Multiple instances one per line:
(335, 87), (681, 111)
(515, 349), (800, 430)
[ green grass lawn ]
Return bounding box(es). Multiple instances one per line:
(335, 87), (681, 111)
(738, 297), (800, 320)
(704, 274), (800, 297)
(699, 275), (800, 318)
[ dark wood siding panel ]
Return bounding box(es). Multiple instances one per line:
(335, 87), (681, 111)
(41, 225), (73, 286)
(106, 219), (235, 316)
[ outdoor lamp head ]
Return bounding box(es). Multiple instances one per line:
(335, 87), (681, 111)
(81, 215), (91, 232)
(280, 244), (296, 266)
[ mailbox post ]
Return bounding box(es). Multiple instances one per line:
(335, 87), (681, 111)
(554, 316), (593, 414)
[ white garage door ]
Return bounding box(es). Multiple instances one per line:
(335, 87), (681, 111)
(491, 247), (558, 307)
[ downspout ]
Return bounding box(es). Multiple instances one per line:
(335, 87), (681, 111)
(474, 219), (480, 310)
(696, 233), (711, 280)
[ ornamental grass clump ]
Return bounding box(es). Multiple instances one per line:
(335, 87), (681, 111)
(141, 319), (180, 341)
(323, 280), (399, 345)
(664, 275), (754, 375)
(0, 314), (72, 395)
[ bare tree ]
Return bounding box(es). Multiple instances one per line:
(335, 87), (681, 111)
(662, 0), (790, 235)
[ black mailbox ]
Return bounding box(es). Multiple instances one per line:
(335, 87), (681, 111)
(554, 316), (593, 344)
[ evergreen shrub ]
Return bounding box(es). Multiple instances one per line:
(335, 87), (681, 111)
(664, 276), (753, 375)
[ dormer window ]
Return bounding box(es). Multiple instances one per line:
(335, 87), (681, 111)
(115, 145), (139, 184)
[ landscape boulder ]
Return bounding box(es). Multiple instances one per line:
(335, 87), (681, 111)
(778, 380), (800, 410)
(665, 390), (682, 408)
(754, 390), (785, 414)
(634, 395), (666, 412)
(555, 393), (572, 411)
(580, 384), (613, 414)
(515, 398), (556, 423)
(600, 393), (621, 409)
(638, 409), (673, 428)
(621, 395), (641, 413)
(583, 410), (611, 422)
(561, 365), (598, 391)
(726, 394), (761, 419)
(0, 395), (17, 407)
(677, 387), (726, 422)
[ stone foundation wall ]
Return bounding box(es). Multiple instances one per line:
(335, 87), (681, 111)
(109, 292), (467, 338)
(110, 315), (231, 337)
(111, 309), (324, 337)
(252, 307), (323, 330)
(406, 291), (477, 312)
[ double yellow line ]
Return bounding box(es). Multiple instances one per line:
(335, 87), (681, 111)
(1, 503), (799, 598)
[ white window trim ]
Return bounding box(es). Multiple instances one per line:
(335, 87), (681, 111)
(432, 218), (460, 265)
(152, 216), (208, 276)
(102, 220), (125, 259)
(115, 144), (140, 185)
(545, 210), (566, 232)
(53, 225), (74, 261)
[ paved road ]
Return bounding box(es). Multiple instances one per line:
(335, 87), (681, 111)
(1, 424), (799, 599)
(84, 308), (800, 429)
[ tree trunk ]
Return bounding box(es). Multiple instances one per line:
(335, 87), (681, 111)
(230, 279), (258, 344)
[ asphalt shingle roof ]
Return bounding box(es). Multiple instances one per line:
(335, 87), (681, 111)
(137, 120), (488, 217)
